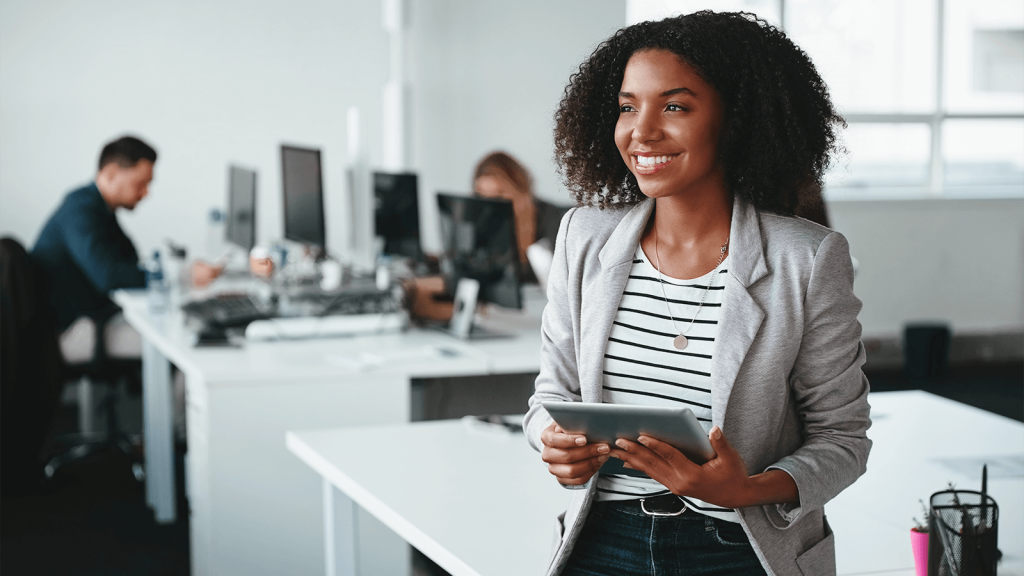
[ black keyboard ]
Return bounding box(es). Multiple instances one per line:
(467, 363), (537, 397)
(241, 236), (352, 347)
(181, 294), (270, 327)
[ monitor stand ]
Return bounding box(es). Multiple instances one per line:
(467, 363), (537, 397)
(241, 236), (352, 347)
(444, 278), (513, 340)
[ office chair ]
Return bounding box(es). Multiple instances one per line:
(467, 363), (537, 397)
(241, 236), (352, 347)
(45, 305), (145, 480)
(0, 236), (144, 487)
(0, 237), (64, 492)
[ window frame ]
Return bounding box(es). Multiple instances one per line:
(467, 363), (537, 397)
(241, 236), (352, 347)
(779, 0), (1024, 198)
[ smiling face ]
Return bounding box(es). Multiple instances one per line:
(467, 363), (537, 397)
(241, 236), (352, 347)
(614, 49), (726, 202)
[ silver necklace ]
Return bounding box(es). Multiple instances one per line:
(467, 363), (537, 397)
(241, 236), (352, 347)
(653, 228), (729, 350)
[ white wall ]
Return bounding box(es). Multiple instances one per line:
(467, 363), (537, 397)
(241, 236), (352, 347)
(0, 0), (389, 260)
(0, 0), (626, 262)
(409, 0), (626, 252)
(830, 198), (1024, 338)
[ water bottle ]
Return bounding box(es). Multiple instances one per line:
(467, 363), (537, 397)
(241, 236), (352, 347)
(375, 254), (392, 291)
(146, 249), (169, 313)
(206, 208), (225, 260)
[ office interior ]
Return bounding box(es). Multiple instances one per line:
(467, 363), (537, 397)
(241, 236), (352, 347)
(0, 0), (1021, 575)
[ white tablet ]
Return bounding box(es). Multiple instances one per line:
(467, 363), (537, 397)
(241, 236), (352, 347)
(542, 401), (716, 478)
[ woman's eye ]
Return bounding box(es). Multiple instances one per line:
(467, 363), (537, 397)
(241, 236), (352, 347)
(619, 104), (636, 113)
(666, 104), (688, 112)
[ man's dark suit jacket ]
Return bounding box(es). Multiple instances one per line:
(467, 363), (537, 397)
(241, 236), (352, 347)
(32, 182), (146, 331)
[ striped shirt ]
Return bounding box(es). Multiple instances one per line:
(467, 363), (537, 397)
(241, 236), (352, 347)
(597, 246), (739, 523)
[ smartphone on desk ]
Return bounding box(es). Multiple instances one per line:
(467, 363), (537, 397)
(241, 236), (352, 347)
(542, 402), (715, 478)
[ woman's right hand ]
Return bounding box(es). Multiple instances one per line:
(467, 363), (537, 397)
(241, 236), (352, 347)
(540, 421), (610, 486)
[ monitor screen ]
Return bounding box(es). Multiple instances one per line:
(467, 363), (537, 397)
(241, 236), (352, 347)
(436, 193), (521, 310)
(281, 145), (326, 249)
(225, 166), (257, 251)
(373, 172), (421, 259)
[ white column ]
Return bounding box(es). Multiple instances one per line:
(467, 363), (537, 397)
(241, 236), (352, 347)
(382, 0), (410, 170)
(346, 107), (374, 270)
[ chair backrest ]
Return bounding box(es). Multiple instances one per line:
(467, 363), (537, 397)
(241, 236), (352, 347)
(0, 237), (50, 334)
(0, 236), (65, 478)
(1, 235), (65, 374)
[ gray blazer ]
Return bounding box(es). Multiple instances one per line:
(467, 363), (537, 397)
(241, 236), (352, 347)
(524, 195), (872, 576)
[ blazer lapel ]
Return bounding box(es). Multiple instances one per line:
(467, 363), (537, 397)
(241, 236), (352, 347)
(578, 200), (654, 404)
(711, 196), (768, 427)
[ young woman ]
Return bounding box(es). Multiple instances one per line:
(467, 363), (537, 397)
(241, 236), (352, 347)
(523, 12), (871, 576)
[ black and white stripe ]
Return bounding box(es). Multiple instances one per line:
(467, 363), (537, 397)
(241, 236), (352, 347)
(597, 247), (739, 522)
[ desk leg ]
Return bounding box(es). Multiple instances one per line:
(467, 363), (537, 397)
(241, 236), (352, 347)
(142, 340), (176, 524)
(324, 477), (358, 576)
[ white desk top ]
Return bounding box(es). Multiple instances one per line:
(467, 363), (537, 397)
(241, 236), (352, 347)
(112, 289), (543, 388)
(287, 391), (1024, 576)
(288, 418), (568, 576)
(831, 391), (1024, 575)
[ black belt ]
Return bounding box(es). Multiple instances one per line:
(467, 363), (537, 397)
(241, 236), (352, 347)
(639, 494), (689, 517)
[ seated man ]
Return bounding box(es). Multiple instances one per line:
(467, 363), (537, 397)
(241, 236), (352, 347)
(32, 136), (156, 334)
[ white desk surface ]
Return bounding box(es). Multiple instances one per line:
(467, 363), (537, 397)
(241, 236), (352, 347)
(113, 289), (543, 386)
(831, 391), (1024, 576)
(288, 391), (1024, 576)
(289, 418), (568, 576)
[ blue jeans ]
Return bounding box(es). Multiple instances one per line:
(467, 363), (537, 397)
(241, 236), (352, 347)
(561, 501), (768, 576)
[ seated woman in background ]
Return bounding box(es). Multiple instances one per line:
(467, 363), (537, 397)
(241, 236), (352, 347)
(472, 151), (566, 284)
(408, 152), (566, 320)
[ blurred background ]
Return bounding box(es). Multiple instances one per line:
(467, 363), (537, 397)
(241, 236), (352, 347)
(1, 0), (1021, 574)
(2, 0), (1021, 340)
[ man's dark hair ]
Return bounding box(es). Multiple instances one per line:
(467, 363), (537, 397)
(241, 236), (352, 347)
(98, 136), (158, 171)
(553, 11), (845, 214)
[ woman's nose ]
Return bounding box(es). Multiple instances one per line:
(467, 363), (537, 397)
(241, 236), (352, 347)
(632, 110), (662, 142)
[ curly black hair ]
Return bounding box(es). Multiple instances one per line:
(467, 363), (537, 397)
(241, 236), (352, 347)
(553, 11), (844, 214)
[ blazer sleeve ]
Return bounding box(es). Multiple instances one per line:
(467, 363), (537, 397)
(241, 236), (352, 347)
(524, 208), (581, 453)
(763, 231), (872, 528)
(62, 204), (146, 293)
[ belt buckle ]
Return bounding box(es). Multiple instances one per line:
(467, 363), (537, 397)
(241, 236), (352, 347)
(640, 495), (687, 517)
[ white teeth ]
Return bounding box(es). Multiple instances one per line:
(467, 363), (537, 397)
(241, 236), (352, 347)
(636, 155), (673, 166)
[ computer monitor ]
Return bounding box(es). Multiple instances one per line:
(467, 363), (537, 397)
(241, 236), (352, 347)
(373, 172), (421, 259)
(281, 145), (326, 250)
(436, 193), (522, 310)
(225, 166), (257, 251)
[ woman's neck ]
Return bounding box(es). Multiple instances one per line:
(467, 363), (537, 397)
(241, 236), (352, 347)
(640, 190), (733, 280)
(650, 190), (732, 246)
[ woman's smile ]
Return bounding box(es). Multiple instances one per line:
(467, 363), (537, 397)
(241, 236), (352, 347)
(632, 153), (680, 175)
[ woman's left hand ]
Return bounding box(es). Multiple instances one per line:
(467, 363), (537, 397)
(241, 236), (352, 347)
(609, 426), (753, 509)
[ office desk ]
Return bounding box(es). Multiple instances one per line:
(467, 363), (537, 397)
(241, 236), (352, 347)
(288, 391), (1024, 576)
(112, 288), (543, 576)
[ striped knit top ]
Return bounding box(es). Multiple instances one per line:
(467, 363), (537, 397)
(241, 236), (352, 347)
(597, 245), (739, 523)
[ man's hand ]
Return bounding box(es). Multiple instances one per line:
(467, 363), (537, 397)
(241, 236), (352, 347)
(191, 260), (224, 288)
(540, 422), (610, 487)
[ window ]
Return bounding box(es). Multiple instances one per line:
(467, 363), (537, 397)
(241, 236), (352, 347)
(626, 0), (1024, 199)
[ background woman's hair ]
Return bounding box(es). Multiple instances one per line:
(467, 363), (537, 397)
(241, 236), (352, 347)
(553, 11), (845, 214)
(473, 151), (535, 197)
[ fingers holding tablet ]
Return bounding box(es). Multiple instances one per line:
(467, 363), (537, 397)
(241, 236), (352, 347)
(540, 421), (611, 486)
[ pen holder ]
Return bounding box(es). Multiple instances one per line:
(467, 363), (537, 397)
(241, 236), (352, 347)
(927, 490), (998, 576)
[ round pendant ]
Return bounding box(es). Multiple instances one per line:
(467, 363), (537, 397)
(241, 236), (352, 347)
(672, 335), (689, 350)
